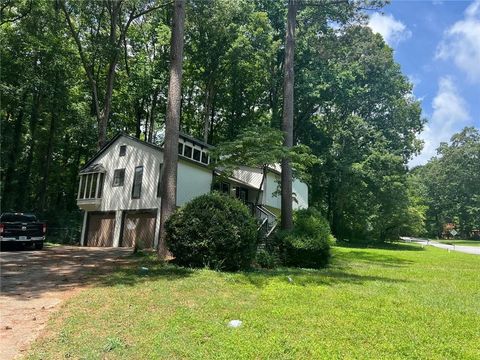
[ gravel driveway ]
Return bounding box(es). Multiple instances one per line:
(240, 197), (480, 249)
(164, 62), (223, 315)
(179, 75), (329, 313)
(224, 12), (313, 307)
(0, 245), (132, 360)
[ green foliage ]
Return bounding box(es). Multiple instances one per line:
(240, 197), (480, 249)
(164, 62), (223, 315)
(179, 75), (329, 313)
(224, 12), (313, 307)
(165, 193), (257, 271)
(414, 127), (480, 238)
(277, 208), (334, 269)
(254, 248), (279, 269)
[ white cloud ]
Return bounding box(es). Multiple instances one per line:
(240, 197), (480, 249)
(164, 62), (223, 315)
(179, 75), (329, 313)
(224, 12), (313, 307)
(410, 77), (470, 167)
(436, 0), (480, 82)
(368, 13), (412, 46)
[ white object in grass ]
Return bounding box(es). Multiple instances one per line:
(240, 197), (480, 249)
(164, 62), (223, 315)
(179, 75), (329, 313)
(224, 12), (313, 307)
(287, 276), (293, 283)
(227, 320), (242, 328)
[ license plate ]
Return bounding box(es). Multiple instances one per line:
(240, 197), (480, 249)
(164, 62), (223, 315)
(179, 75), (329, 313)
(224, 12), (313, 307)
(19, 236), (27, 241)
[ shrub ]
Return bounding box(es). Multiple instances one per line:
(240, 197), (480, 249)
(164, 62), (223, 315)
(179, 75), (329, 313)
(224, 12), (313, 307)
(254, 248), (279, 269)
(165, 192), (258, 271)
(277, 208), (334, 269)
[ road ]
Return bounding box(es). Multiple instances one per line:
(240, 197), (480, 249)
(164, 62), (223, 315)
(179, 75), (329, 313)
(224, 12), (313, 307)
(400, 237), (480, 255)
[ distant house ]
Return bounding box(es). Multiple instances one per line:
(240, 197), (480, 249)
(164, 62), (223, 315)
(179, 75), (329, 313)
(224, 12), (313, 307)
(76, 133), (308, 248)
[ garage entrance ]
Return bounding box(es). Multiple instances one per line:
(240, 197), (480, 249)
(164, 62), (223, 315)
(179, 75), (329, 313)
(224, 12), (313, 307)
(85, 212), (116, 247)
(121, 210), (157, 249)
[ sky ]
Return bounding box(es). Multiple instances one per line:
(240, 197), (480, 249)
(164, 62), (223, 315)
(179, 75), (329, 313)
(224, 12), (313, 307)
(367, 0), (480, 167)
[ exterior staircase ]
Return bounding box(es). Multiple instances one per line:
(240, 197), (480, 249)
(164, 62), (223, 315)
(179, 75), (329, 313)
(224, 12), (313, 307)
(255, 205), (278, 247)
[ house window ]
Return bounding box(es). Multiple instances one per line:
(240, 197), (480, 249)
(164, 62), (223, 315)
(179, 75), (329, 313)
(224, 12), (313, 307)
(213, 181), (230, 194)
(201, 152), (209, 164)
(184, 145), (192, 158)
(119, 145), (127, 156)
(112, 169), (125, 187)
(157, 163), (163, 197)
(193, 148), (201, 161)
(178, 143), (184, 155)
(132, 166), (143, 199)
(90, 173), (98, 198)
(97, 173), (105, 198)
(78, 172), (105, 199)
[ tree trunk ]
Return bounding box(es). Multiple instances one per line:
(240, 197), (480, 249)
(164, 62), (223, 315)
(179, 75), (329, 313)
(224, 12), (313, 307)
(2, 93), (27, 210)
(202, 82), (214, 143)
(39, 109), (56, 211)
(19, 92), (41, 210)
(158, 0), (185, 258)
(148, 87), (160, 143)
(280, 0), (296, 230)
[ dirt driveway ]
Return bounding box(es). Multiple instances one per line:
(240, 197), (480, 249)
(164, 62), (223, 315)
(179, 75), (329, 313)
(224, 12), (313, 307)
(0, 245), (132, 360)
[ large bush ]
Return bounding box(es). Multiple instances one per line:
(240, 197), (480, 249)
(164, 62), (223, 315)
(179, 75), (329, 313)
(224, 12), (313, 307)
(165, 192), (258, 271)
(277, 208), (334, 269)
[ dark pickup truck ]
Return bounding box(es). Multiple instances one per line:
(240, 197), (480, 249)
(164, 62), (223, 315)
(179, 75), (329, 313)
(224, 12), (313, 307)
(0, 213), (46, 250)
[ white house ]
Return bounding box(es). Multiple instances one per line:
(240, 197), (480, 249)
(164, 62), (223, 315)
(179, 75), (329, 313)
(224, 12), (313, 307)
(76, 133), (308, 248)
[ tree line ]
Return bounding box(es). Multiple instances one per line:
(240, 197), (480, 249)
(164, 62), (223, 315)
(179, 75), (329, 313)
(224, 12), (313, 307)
(1, 0), (478, 240)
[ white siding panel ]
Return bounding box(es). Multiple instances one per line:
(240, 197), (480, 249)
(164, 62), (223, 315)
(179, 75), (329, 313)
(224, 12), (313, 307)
(264, 172), (281, 209)
(176, 161), (213, 206)
(263, 171), (308, 211)
(94, 137), (163, 212)
(293, 178), (308, 210)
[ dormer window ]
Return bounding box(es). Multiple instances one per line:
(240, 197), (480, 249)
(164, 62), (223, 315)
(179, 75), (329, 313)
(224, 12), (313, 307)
(119, 145), (127, 156)
(201, 152), (209, 164)
(184, 145), (192, 158)
(193, 149), (201, 161)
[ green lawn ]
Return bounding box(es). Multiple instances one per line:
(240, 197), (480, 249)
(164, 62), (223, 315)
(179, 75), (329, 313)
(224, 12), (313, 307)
(28, 244), (480, 360)
(436, 239), (480, 247)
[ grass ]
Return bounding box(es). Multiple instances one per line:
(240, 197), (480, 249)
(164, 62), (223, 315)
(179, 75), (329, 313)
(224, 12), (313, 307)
(435, 239), (480, 247)
(27, 243), (480, 360)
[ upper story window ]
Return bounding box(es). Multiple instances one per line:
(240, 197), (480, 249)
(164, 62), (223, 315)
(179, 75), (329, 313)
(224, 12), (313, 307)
(201, 152), (209, 164)
(132, 166), (143, 199)
(119, 145), (127, 156)
(78, 172), (105, 200)
(193, 149), (201, 161)
(184, 145), (192, 158)
(178, 139), (210, 165)
(112, 169), (125, 187)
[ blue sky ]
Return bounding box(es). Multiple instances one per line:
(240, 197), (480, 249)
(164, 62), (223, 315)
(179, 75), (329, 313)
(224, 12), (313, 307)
(367, 0), (480, 166)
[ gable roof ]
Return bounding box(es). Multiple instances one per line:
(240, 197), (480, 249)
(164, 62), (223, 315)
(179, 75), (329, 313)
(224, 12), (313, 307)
(81, 132), (215, 172)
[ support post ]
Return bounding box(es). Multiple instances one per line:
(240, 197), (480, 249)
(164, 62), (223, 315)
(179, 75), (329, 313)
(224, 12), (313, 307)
(80, 211), (88, 246)
(112, 210), (123, 247)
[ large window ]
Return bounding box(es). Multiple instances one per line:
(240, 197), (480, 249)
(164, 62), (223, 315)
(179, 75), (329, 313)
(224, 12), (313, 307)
(112, 169), (125, 187)
(78, 172), (105, 199)
(132, 166), (143, 199)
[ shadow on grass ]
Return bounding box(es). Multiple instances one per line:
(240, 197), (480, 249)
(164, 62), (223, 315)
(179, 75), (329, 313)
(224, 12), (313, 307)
(237, 267), (409, 289)
(95, 248), (410, 291)
(336, 241), (425, 252)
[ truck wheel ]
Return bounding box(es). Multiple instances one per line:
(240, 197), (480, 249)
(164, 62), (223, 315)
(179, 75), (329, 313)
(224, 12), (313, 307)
(35, 242), (44, 250)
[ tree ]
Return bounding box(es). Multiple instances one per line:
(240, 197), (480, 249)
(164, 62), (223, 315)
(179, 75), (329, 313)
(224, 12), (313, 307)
(58, 0), (165, 148)
(416, 127), (480, 238)
(158, 0), (185, 258)
(280, 0), (297, 230)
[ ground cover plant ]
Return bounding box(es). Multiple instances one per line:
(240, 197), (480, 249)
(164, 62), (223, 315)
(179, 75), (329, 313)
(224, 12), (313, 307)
(27, 243), (480, 360)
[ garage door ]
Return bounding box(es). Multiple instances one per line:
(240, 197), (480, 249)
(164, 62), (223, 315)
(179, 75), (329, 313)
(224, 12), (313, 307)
(121, 210), (157, 249)
(85, 212), (116, 247)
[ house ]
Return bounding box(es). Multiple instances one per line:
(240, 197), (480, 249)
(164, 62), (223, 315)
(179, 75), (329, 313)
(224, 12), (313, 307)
(76, 133), (308, 248)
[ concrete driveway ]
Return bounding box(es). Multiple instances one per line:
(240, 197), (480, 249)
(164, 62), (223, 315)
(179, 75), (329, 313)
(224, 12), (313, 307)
(0, 245), (132, 360)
